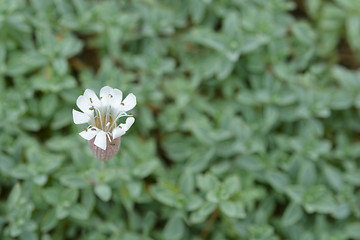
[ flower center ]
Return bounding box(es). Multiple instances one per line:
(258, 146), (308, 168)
(94, 114), (115, 132)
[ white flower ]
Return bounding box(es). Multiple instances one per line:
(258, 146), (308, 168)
(73, 86), (136, 151)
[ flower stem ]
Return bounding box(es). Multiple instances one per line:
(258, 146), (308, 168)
(100, 161), (105, 181)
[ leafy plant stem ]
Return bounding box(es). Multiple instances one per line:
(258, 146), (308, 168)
(100, 161), (105, 181)
(201, 208), (219, 239)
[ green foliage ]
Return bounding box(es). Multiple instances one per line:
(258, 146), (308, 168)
(0, 0), (360, 239)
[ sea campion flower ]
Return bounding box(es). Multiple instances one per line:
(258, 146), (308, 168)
(72, 86), (136, 161)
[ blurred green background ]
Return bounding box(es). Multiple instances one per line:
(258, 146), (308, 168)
(1, 0), (360, 239)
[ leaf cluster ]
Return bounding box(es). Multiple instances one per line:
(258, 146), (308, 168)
(0, 0), (360, 239)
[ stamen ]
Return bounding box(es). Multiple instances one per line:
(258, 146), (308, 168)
(89, 107), (94, 110)
(106, 133), (112, 143)
(92, 107), (104, 130)
(108, 112), (132, 130)
(121, 103), (125, 106)
(85, 127), (88, 132)
(90, 98), (93, 103)
(105, 111), (109, 132)
(109, 94), (113, 98)
(118, 125), (122, 128)
(91, 128), (97, 131)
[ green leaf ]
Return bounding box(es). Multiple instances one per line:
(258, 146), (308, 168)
(344, 222), (360, 239)
(185, 195), (203, 211)
(220, 175), (240, 200)
(331, 65), (359, 89)
(19, 230), (37, 240)
(52, 58), (68, 75)
(11, 165), (33, 179)
(58, 36), (83, 58)
(40, 209), (57, 232)
(126, 181), (142, 198)
(95, 184), (112, 202)
(46, 136), (77, 152)
(266, 171), (290, 192)
(81, 188), (95, 213)
(162, 134), (194, 162)
(241, 35), (269, 54)
(33, 174), (48, 186)
(281, 202), (303, 227)
(0, 154), (15, 173)
(219, 201), (246, 219)
(51, 107), (73, 130)
(7, 51), (47, 76)
(206, 188), (220, 203)
(186, 149), (214, 173)
(248, 224), (276, 240)
(323, 164), (343, 192)
(40, 94), (58, 118)
(43, 188), (61, 205)
(189, 202), (217, 224)
(186, 28), (241, 61)
(132, 160), (158, 179)
(292, 22), (316, 45)
(56, 205), (69, 220)
(70, 204), (89, 220)
(236, 155), (263, 171)
(303, 185), (337, 214)
(285, 185), (306, 204)
(60, 188), (78, 204)
(142, 211), (157, 235)
(196, 173), (219, 192)
(305, 0), (322, 17)
(346, 16), (360, 51)
(210, 161), (231, 175)
(21, 117), (41, 131)
(7, 183), (21, 208)
(60, 174), (88, 188)
(162, 216), (185, 240)
(179, 170), (194, 195)
(345, 171), (360, 185)
(150, 185), (183, 208)
(297, 161), (316, 187)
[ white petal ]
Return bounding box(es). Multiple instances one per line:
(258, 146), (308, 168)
(73, 109), (90, 124)
(76, 95), (93, 115)
(121, 93), (137, 112)
(100, 86), (113, 106)
(94, 130), (107, 150)
(110, 89), (123, 114)
(100, 86), (113, 98)
(112, 117), (135, 139)
(79, 128), (98, 140)
(112, 127), (126, 139)
(112, 89), (123, 102)
(84, 89), (101, 108)
(124, 117), (135, 131)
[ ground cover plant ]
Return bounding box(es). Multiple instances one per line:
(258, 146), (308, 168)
(0, 0), (360, 239)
